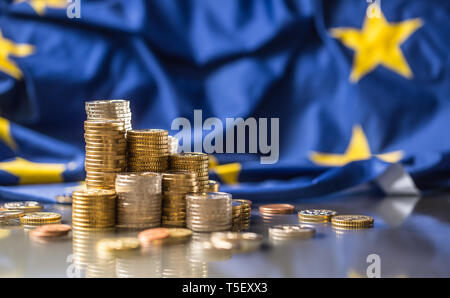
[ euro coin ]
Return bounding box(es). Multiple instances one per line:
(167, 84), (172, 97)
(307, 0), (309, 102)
(3, 201), (43, 212)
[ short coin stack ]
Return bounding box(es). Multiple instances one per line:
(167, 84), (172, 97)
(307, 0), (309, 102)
(169, 153), (209, 192)
(20, 212), (62, 226)
(206, 180), (220, 192)
(3, 201), (43, 213)
(85, 99), (132, 131)
(162, 171), (199, 227)
(234, 199), (252, 229)
(127, 129), (169, 172)
(186, 192), (232, 232)
(298, 209), (337, 223)
(84, 120), (127, 189)
(331, 215), (374, 230)
(231, 201), (242, 231)
(72, 189), (116, 230)
(115, 172), (162, 229)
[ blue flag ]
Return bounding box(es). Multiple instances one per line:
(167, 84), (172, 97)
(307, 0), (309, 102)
(0, 0), (449, 202)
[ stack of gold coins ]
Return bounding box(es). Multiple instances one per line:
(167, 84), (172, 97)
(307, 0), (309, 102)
(234, 199), (252, 229)
(127, 129), (169, 172)
(84, 120), (126, 190)
(85, 100), (132, 131)
(20, 212), (62, 226)
(331, 215), (374, 230)
(298, 209), (337, 223)
(169, 153), (209, 192)
(167, 136), (179, 154)
(186, 192), (232, 232)
(231, 201), (242, 231)
(161, 171), (199, 227)
(72, 189), (116, 230)
(206, 180), (220, 192)
(115, 172), (162, 229)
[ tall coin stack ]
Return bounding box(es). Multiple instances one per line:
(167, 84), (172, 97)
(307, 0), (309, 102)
(231, 201), (242, 231)
(72, 189), (116, 230)
(186, 192), (232, 232)
(115, 173), (162, 229)
(127, 129), (169, 172)
(85, 100), (132, 131)
(161, 171), (199, 227)
(168, 136), (179, 154)
(169, 153), (209, 192)
(84, 120), (127, 190)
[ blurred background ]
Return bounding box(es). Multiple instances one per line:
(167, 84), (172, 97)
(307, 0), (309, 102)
(0, 0), (449, 202)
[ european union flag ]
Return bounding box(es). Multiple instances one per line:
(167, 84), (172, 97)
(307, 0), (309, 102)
(0, 0), (449, 202)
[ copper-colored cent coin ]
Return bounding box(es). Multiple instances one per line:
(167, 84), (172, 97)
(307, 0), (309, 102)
(138, 228), (170, 244)
(259, 204), (294, 214)
(30, 224), (72, 238)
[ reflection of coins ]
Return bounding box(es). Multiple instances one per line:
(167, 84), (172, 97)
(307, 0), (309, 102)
(298, 209), (337, 222)
(138, 228), (169, 245)
(331, 215), (374, 228)
(97, 238), (141, 252)
(20, 212), (62, 224)
(3, 201), (43, 212)
(269, 224), (316, 240)
(210, 232), (263, 252)
(259, 204), (294, 215)
(0, 210), (24, 221)
(167, 228), (192, 239)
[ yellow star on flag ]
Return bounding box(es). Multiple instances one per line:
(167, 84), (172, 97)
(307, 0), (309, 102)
(14, 0), (68, 15)
(209, 155), (241, 184)
(0, 30), (34, 79)
(0, 117), (17, 150)
(330, 5), (423, 82)
(0, 157), (66, 184)
(310, 125), (403, 167)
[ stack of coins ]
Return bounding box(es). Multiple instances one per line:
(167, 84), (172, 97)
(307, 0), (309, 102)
(259, 203), (294, 223)
(84, 120), (127, 189)
(115, 172), (162, 229)
(168, 136), (179, 154)
(85, 100), (132, 131)
(268, 224), (316, 241)
(298, 209), (337, 223)
(169, 153), (209, 192)
(186, 192), (232, 232)
(127, 129), (169, 172)
(234, 199), (252, 229)
(72, 189), (116, 230)
(331, 215), (374, 230)
(161, 171), (199, 227)
(20, 212), (62, 226)
(231, 201), (242, 231)
(206, 180), (220, 192)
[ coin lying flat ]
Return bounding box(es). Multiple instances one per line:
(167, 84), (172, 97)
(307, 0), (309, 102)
(298, 209), (337, 222)
(30, 224), (72, 238)
(3, 201), (43, 213)
(0, 210), (25, 221)
(269, 224), (316, 240)
(331, 215), (374, 228)
(259, 204), (294, 215)
(20, 212), (62, 224)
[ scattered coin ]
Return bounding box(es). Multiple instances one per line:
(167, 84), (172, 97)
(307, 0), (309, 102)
(268, 224), (316, 240)
(29, 224), (72, 238)
(0, 210), (24, 221)
(20, 212), (62, 225)
(298, 209), (337, 222)
(3, 201), (43, 213)
(331, 215), (374, 229)
(259, 204), (294, 215)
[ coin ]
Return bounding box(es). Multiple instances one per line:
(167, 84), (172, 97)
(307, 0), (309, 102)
(29, 224), (72, 238)
(20, 212), (62, 224)
(0, 210), (25, 220)
(138, 228), (170, 244)
(259, 204), (294, 215)
(186, 193), (232, 232)
(298, 209), (337, 222)
(331, 215), (374, 228)
(3, 201), (43, 212)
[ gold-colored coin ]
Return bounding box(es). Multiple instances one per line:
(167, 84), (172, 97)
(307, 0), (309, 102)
(331, 215), (374, 228)
(298, 209), (337, 222)
(20, 212), (62, 223)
